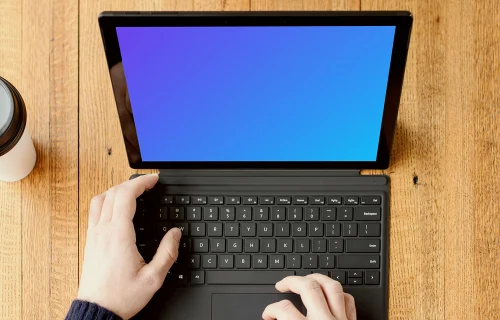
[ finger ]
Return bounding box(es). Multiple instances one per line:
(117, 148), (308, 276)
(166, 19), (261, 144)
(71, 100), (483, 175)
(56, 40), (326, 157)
(88, 193), (105, 228)
(99, 186), (118, 223)
(262, 299), (305, 320)
(140, 228), (181, 287)
(275, 276), (332, 318)
(306, 273), (347, 319)
(112, 174), (159, 222)
(344, 293), (357, 320)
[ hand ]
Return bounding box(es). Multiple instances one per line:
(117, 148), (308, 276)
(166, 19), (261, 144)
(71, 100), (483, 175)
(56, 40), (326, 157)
(77, 174), (182, 319)
(263, 274), (356, 320)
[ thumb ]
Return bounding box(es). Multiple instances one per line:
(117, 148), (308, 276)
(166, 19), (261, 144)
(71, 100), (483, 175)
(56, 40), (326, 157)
(140, 228), (182, 283)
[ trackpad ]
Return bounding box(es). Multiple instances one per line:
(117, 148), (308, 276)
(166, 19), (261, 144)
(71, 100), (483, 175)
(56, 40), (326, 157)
(212, 293), (303, 320)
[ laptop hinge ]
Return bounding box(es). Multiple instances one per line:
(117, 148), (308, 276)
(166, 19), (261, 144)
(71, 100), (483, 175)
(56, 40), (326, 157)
(158, 169), (361, 177)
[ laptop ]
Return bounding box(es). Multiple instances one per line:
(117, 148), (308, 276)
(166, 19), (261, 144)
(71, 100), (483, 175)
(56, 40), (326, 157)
(99, 11), (412, 320)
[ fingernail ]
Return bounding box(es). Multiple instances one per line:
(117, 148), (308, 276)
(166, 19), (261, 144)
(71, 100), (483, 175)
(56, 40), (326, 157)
(147, 173), (159, 178)
(171, 228), (182, 242)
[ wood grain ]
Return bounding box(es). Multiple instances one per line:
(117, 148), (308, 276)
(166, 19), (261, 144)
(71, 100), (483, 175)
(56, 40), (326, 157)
(0, 0), (499, 319)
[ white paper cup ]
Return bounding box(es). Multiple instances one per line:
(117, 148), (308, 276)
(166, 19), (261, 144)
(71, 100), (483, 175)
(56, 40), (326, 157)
(0, 77), (36, 182)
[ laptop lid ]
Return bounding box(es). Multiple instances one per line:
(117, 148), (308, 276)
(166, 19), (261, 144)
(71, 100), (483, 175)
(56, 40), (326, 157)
(99, 12), (412, 170)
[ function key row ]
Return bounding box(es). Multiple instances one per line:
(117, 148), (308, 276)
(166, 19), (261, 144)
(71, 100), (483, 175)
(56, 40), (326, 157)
(157, 196), (381, 206)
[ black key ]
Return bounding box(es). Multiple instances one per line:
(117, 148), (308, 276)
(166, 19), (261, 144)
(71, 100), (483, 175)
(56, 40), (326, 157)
(260, 196), (274, 205)
(325, 223), (341, 237)
(330, 271), (346, 284)
(258, 223), (273, 237)
(206, 271), (294, 285)
(220, 255), (234, 269)
(309, 223), (324, 237)
(288, 207), (303, 221)
(192, 239), (208, 253)
(210, 239), (225, 252)
(236, 255), (251, 269)
(157, 222), (172, 237)
(271, 207), (286, 221)
(158, 207), (168, 220)
(179, 239), (191, 254)
(361, 196), (381, 205)
(303, 255), (318, 269)
(276, 223), (290, 237)
(295, 239), (310, 253)
(338, 207), (353, 221)
(169, 207), (185, 221)
(253, 255), (268, 269)
(311, 196), (325, 205)
(354, 207), (381, 221)
(342, 223), (358, 237)
(346, 239), (380, 253)
(186, 207), (202, 221)
(203, 255), (217, 269)
(269, 255), (285, 269)
(320, 254), (335, 268)
(261, 239), (276, 253)
(192, 196), (207, 205)
(221, 207), (235, 221)
(312, 239), (327, 253)
(226, 196), (241, 205)
(243, 196), (258, 205)
(312, 270), (329, 276)
(236, 207), (252, 221)
(278, 239), (293, 253)
(188, 255), (200, 268)
(175, 196), (190, 205)
(175, 271), (188, 285)
(345, 196), (359, 205)
(329, 239), (344, 253)
(245, 239), (259, 253)
(337, 255), (380, 269)
(208, 196), (224, 205)
(286, 255), (301, 269)
(348, 271), (363, 278)
(292, 223), (307, 237)
(255, 207), (269, 221)
(293, 196), (308, 205)
(359, 223), (381, 237)
(348, 278), (362, 285)
(365, 271), (380, 285)
(174, 223), (188, 236)
(328, 196), (342, 205)
(190, 271), (205, 284)
(305, 207), (320, 221)
(203, 207), (218, 220)
(241, 222), (257, 237)
(277, 197), (291, 205)
(190, 223), (206, 237)
(225, 223), (239, 237)
(228, 239), (243, 253)
(160, 196), (173, 205)
(321, 207), (336, 221)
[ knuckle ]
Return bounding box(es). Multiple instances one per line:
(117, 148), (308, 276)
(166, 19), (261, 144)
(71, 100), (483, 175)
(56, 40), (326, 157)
(90, 195), (102, 206)
(344, 293), (356, 305)
(165, 245), (179, 262)
(330, 279), (344, 292)
(303, 278), (321, 291)
(144, 272), (163, 290)
(277, 299), (293, 310)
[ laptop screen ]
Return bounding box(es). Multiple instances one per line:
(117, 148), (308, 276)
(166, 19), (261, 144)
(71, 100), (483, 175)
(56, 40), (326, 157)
(116, 26), (396, 162)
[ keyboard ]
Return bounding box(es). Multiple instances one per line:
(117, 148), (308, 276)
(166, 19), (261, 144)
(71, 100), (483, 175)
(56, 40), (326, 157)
(135, 194), (383, 287)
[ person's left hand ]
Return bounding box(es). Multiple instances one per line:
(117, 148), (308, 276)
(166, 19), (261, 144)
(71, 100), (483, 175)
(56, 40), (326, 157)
(77, 174), (182, 320)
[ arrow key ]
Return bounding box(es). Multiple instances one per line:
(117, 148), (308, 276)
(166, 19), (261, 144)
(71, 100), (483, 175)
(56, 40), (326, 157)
(365, 271), (380, 285)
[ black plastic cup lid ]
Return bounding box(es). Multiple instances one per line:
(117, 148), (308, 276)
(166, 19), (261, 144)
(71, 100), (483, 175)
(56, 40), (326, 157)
(0, 76), (27, 157)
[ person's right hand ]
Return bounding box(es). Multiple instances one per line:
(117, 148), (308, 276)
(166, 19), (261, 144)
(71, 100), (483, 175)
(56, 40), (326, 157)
(262, 274), (357, 320)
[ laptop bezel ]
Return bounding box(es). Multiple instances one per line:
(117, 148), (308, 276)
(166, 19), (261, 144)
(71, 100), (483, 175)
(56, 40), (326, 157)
(99, 11), (412, 170)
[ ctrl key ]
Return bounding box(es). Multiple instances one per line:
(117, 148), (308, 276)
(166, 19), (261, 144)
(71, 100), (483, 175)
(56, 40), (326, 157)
(190, 271), (205, 285)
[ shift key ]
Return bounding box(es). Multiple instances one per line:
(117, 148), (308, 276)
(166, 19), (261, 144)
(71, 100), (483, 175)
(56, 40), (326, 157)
(337, 255), (380, 269)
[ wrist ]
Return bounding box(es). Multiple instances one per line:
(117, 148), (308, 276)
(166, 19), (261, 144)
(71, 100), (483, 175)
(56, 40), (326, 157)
(66, 300), (122, 320)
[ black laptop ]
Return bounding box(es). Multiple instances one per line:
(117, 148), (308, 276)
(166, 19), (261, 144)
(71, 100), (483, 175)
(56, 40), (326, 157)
(99, 11), (412, 320)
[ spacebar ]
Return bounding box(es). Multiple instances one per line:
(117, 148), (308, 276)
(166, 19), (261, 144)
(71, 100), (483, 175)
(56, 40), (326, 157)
(207, 271), (295, 285)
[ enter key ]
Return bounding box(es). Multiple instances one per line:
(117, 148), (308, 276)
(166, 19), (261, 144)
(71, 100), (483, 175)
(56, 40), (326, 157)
(346, 239), (381, 253)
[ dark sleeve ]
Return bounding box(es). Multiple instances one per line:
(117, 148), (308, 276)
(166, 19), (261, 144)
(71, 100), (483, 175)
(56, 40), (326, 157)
(65, 300), (122, 320)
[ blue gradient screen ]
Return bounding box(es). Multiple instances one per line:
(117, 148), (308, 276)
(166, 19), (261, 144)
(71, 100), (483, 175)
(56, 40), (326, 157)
(116, 26), (395, 162)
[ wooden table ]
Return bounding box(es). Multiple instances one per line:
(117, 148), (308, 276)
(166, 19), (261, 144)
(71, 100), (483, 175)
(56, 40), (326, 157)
(0, 0), (499, 319)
